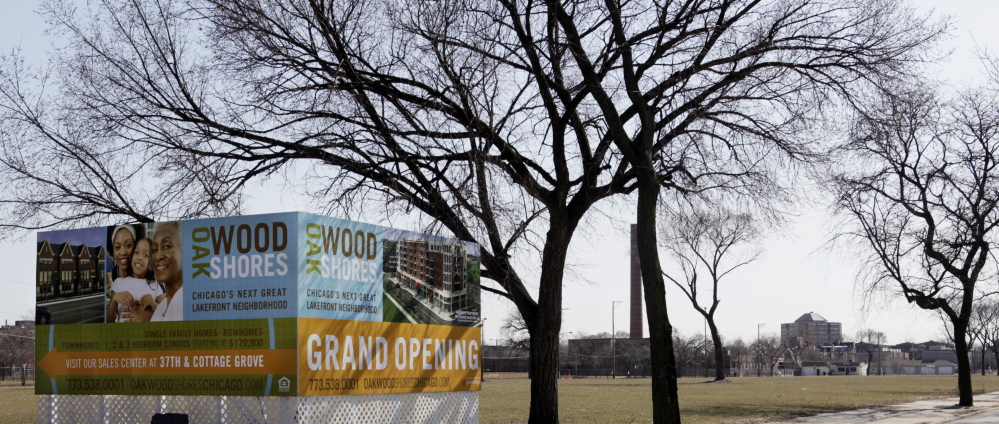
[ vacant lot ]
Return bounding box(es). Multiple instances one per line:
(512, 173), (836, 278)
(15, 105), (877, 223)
(0, 386), (35, 424)
(481, 375), (999, 423)
(5, 375), (999, 423)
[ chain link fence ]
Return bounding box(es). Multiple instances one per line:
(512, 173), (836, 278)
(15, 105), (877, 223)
(0, 366), (34, 386)
(38, 391), (478, 424)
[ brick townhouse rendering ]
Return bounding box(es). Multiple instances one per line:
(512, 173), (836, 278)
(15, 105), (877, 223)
(36, 240), (105, 300)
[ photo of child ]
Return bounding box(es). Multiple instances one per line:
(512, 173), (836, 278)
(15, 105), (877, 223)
(105, 236), (165, 323)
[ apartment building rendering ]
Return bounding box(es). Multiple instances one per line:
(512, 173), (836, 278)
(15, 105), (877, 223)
(392, 238), (470, 314)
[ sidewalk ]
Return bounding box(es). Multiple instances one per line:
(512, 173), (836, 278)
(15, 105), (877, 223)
(770, 392), (999, 423)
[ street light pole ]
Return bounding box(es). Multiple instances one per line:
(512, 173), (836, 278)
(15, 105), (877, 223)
(757, 323), (766, 377)
(612, 300), (622, 379)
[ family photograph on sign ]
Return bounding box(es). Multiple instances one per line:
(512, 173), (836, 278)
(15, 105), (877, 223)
(104, 222), (184, 322)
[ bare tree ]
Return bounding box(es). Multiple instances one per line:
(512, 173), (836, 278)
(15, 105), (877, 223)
(0, 315), (34, 386)
(538, 1), (944, 419)
(855, 329), (886, 375)
(978, 299), (999, 375)
(726, 338), (747, 377)
(967, 299), (999, 376)
(661, 205), (762, 381)
(832, 82), (999, 405)
(753, 333), (784, 376)
(0, 1), (639, 420)
(671, 330), (704, 375)
(501, 310), (531, 352)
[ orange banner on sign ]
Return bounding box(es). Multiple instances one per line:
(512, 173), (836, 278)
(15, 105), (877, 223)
(298, 318), (481, 395)
(37, 348), (297, 377)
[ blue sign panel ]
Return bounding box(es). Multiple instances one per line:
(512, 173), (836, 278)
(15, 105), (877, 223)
(297, 213), (383, 321)
(183, 213), (298, 320)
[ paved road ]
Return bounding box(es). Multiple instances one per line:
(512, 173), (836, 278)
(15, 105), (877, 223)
(769, 392), (999, 423)
(38, 294), (105, 324)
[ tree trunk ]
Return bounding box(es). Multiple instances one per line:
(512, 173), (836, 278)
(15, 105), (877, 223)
(525, 215), (574, 424)
(636, 164), (682, 423)
(527, 326), (559, 423)
(707, 319), (725, 381)
(953, 320), (974, 406)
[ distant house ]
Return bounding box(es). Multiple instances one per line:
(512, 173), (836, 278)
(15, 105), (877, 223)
(898, 359), (958, 375)
(800, 360), (867, 376)
(801, 361), (833, 376)
(829, 361), (868, 376)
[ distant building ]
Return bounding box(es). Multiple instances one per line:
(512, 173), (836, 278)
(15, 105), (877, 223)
(897, 359), (958, 375)
(854, 344), (905, 361)
(891, 342), (928, 360)
(818, 344), (856, 362)
(800, 361), (834, 376)
(0, 320), (32, 333)
(921, 343), (959, 364)
(781, 312), (842, 347)
(800, 360), (867, 376)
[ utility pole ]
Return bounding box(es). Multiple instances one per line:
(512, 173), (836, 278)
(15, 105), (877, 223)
(757, 323), (766, 377)
(612, 301), (622, 379)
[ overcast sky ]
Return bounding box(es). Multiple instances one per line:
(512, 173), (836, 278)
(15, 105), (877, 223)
(1, 0), (996, 347)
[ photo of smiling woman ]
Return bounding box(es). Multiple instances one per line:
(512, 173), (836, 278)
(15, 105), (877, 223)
(105, 224), (143, 288)
(130, 221), (184, 322)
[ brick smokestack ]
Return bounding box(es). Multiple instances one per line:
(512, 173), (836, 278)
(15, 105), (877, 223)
(630, 224), (643, 338)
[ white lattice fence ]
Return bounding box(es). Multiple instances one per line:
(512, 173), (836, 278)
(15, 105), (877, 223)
(38, 392), (478, 423)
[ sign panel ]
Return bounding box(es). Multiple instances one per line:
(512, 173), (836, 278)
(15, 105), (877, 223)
(35, 318), (298, 396)
(185, 213), (298, 320)
(298, 214), (383, 321)
(298, 318), (481, 396)
(35, 212), (481, 396)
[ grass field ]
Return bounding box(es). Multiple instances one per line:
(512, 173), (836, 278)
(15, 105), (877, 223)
(481, 375), (999, 423)
(0, 385), (35, 424)
(5, 375), (999, 423)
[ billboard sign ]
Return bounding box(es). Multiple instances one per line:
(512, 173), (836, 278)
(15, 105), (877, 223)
(35, 213), (481, 396)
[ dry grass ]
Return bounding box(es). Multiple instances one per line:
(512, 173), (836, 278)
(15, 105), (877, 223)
(481, 375), (999, 423)
(0, 386), (36, 424)
(3, 375), (999, 423)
